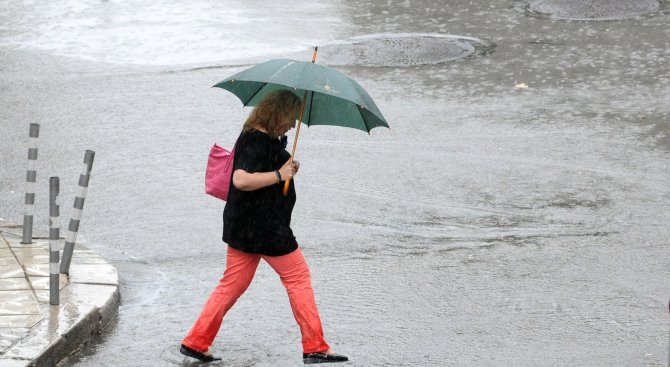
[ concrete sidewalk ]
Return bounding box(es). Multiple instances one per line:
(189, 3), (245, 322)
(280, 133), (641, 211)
(0, 219), (119, 367)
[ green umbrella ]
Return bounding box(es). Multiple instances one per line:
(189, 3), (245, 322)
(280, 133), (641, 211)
(214, 48), (389, 195)
(214, 50), (388, 132)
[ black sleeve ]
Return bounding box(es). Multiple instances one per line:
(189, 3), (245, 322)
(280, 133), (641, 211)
(234, 133), (266, 173)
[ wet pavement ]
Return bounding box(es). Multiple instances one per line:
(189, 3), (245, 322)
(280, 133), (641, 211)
(0, 220), (119, 366)
(1, 0), (669, 366)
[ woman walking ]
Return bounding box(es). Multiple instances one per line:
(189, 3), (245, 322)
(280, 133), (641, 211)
(180, 90), (348, 364)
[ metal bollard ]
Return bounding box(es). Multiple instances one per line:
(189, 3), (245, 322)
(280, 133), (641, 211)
(22, 123), (39, 244)
(49, 177), (60, 306)
(60, 150), (95, 275)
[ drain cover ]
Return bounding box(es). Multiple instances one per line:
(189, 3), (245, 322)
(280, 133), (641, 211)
(527, 0), (660, 20)
(317, 35), (493, 67)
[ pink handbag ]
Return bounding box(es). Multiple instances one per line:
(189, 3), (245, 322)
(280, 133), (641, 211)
(205, 143), (235, 201)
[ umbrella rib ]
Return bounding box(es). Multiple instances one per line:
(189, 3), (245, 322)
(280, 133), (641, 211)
(360, 106), (372, 134)
(307, 90), (315, 125)
(243, 82), (268, 106)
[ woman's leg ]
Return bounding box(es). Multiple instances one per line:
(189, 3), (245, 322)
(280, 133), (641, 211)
(263, 248), (330, 353)
(182, 246), (261, 352)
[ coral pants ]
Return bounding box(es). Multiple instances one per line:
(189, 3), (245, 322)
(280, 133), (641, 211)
(182, 246), (330, 354)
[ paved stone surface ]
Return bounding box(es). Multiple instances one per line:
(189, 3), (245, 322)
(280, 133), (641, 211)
(0, 219), (120, 367)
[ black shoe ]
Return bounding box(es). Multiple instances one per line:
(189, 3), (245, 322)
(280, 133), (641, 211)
(303, 351), (348, 364)
(180, 344), (222, 362)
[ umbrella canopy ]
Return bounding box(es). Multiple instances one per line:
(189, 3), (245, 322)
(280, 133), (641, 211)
(213, 58), (389, 133)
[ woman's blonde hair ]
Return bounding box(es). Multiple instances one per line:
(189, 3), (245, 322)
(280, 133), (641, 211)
(243, 89), (302, 137)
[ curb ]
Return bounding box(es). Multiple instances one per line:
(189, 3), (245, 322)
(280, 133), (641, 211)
(31, 287), (120, 367)
(0, 221), (120, 367)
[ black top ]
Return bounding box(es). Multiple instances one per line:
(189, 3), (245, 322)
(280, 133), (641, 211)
(222, 129), (298, 256)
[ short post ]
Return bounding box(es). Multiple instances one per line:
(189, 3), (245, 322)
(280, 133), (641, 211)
(22, 123), (39, 244)
(49, 177), (60, 306)
(60, 150), (95, 275)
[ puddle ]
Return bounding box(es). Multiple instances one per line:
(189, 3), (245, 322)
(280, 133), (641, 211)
(526, 0), (661, 20)
(317, 33), (495, 67)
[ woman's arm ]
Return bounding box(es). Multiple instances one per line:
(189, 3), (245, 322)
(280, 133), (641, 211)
(232, 159), (299, 191)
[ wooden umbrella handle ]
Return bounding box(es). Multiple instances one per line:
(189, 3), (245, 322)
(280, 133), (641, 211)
(283, 47), (318, 196)
(282, 89), (307, 196)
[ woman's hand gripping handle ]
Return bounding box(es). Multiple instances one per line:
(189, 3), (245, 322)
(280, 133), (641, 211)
(281, 159), (299, 196)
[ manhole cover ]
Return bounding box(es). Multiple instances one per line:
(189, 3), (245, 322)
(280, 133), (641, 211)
(317, 34), (494, 67)
(527, 0), (660, 20)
